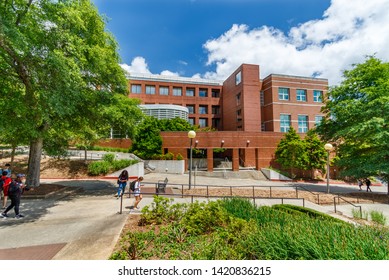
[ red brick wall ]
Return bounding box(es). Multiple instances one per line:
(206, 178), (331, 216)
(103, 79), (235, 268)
(96, 139), (132, 149)
(161, 131), (285, 169)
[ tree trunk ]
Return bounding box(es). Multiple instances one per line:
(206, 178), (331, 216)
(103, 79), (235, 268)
(27, 137), (43, 188)
(10, 143), (16, 164)
(84, 146), (88, 162)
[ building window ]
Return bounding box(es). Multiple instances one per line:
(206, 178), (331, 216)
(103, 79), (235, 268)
(260, 91), (264, 106)
(212, 118), (221, 130)
(199, 88), (208, 97)
(199, 105), (208, 114)
(212, 89), (220, 98)
(235, 71), (242, 85)
(298, 115), (309, 133)
(199, 118), (208, 127)
(187, 105), (195, 114)
(145, 85), (156, 95)
(278, 88), (289, 100)
(173, 87), (182, 96)
(131, 84), (141, 94)
(313, 90), (323, 102)
(212, 105), (220, 115)
(159, 86), (169, 95)
(297, 89), (307, 102)
(280, 114), (291, 132)
(188, 118), (195, 126)
(236, 109), (242, 122)
(236, 92), (241, 105)
(186, 88), (195, 97)
(315, 115), (323, 125)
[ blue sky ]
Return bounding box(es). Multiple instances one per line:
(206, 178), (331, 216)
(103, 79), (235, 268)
(92, 0), (389, 85)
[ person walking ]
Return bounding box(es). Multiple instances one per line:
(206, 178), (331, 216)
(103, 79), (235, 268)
(357, 179), (363, 191)
(1, 174), (26, 219)
(116, 170), (129, 198)
(133, 176), (144, 210)
(365, 178), (372, 192)
(1, 171), (12, 209)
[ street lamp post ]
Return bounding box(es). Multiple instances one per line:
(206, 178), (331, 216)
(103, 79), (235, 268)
(324, 143), (333, 193)
(188, 130), (196, 190)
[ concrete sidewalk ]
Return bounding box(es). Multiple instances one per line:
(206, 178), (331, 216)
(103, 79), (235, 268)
(0, 173), (387, 260)
(0, 180), (128, 260)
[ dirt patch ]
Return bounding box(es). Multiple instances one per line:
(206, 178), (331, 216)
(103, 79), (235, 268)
(22, 184), (69, 197)
(1, 156), (90, 179)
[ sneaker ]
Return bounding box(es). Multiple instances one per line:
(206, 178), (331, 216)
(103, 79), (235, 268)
(15, 214), (24, 219)
(1, 213), (8, 218)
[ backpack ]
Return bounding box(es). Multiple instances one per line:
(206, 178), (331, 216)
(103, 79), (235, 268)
(0, 178), (3, 192)
(130, 180), (136, 192)
(8, 181), (20, 195)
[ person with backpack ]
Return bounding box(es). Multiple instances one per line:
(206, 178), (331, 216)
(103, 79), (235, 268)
(365, 178), (372, 192)
(115, 170), (129, 198)
(1, 171), (12, 209)
(132, 176), (144, 210)
(1, 174), (25, 219)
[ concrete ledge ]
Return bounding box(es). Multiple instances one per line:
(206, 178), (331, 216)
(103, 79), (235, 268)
(261, 168), (292, 181)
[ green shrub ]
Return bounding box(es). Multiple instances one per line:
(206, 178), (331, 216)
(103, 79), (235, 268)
(110, 197), (389, 260)
(164, 152), (174, 160)
(111, 159), (137, 170)
(87, 161), (111, 175)
(102, 153), (115, 163)
(370, 210), (387, 225)
(176, 153), (183, 160)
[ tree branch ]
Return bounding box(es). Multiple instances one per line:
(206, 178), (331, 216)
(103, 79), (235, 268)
(15, 0), (34, 26)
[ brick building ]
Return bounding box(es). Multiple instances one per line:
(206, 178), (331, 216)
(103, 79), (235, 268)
(126, 64), (328, 171)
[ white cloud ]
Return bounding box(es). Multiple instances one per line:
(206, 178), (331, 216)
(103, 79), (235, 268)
(202, 0), (389, 85)
(120, 56), (151, 74)
(160, 70), (180, 77)
(121, 57), (181, 77)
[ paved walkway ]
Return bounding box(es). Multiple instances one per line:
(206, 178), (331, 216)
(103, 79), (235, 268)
(0, 173), (388, 260)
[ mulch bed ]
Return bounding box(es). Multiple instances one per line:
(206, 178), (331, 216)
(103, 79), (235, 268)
(23, 184), (69, 197)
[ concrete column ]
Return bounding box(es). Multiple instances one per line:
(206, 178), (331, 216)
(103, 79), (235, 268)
(207, 148), (214, 172)
(232, 148), (239, 171)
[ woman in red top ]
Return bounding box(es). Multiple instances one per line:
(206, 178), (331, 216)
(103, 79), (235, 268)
(1, 171), (12, 209)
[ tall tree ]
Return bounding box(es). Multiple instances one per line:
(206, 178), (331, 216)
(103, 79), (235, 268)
(303, 130), (327, 178)
(0, 0), (138, 187)
(130, 117), (195, 159)
(317, 56), (389, 192)
(275, 127), (307, 178)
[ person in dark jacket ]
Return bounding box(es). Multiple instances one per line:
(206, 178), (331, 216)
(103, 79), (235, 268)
(365, 178), (372, 192)
(115, 170), (129, 198)
(1, 174), (25, 219)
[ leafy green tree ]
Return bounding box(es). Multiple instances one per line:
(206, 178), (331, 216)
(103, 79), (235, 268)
(159, 117), (193, 132)
(303, 130), (327, 178)
(0, 0), (140, 187)
(130, 117), (195, 159)
(130, 116), (163, 159)
(275, 127), (307, 178)
(317, 56), (389, 191)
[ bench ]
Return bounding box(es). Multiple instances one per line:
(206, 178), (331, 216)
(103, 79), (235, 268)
(156, 177), (168, 194)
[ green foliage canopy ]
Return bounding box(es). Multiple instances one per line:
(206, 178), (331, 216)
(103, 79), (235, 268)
(275, 128), (327, 178)
(130, 116), (194, 159)
(316, 56), (389, 185)
(0, 0), (141, 186)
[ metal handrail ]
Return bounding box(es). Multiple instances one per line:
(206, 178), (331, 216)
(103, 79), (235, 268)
(333, 195), (362, 218)
(118, 189), (305, 214)
(295, 184), (321, 205)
